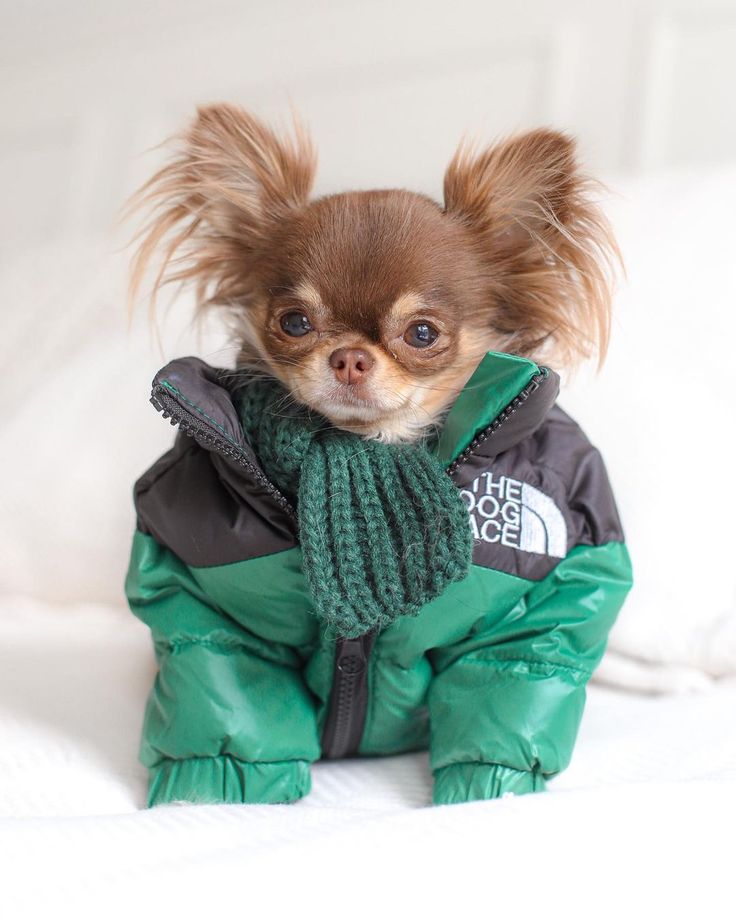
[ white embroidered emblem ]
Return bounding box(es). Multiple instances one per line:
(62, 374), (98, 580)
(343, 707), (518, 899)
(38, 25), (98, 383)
(460, 471), (567, 558)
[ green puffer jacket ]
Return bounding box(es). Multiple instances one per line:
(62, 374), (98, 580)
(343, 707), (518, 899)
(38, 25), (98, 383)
(125, 350), (632, 807)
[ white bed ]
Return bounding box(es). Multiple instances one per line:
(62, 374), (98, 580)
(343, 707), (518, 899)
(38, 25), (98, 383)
(1, 147), (736, 920)
(1, 597), (734, 918)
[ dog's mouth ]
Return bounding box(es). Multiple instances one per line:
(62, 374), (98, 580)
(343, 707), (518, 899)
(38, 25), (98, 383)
(330, 382), (387, 409)
(309, 380), (408, 419)
(302, 383), (430, 443)
(276, 368), (427, 440)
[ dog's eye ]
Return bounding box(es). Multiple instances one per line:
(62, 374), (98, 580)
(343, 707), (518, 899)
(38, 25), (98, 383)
(404, 322), (438, 349)
(280, 311), (313, 337)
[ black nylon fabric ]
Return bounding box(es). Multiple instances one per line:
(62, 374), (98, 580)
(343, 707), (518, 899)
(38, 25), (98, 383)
(134, 358), (298, 566)
(134, 436), (298, 566)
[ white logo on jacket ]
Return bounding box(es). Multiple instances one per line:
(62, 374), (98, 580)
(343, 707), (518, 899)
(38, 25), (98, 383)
(461, 472), (567, 558)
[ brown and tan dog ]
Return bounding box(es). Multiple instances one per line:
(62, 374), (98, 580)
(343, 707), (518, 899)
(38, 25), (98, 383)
(128, 104), (618, 441)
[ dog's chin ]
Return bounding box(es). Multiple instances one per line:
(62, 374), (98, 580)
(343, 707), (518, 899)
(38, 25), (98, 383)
(324, 411), (430, 443)
(272, 370), (457, 444)
(311, 395), (437, 444)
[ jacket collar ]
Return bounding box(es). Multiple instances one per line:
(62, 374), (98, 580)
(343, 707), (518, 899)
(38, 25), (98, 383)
(435, 351), (559, 465)
(150, 351), (559, 472)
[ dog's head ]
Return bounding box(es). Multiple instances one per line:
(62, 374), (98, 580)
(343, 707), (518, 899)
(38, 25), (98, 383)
(128, 104), (618, 441)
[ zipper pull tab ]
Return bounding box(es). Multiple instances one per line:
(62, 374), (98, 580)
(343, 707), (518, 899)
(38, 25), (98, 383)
(336, 638), (368, 676)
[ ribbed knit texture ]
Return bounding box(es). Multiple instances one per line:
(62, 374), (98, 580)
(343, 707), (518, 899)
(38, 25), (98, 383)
(237, 378), (472, 638)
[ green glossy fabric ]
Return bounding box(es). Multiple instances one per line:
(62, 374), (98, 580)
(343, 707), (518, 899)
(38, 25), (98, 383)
(149, 757), (311, 806)
(126, 534), (631, 806)
(433, 763), (547, 804)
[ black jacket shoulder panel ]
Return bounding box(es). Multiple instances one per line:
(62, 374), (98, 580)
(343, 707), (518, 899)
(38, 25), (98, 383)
(532, 406), (625, 545)
(134, 432), (298, 568)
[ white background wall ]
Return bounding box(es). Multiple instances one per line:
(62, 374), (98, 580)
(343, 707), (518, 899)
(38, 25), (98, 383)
(2, 0), (736, 251)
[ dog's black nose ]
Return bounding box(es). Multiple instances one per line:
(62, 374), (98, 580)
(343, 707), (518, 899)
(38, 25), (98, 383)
(329, 348), (375, 385)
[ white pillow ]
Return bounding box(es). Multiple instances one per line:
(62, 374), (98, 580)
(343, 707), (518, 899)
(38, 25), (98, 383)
(0, 236), (232, 606)
(561, 166), (736, 683)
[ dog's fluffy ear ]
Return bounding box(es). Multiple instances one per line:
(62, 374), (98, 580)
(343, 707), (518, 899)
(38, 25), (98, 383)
(126, 103), (316, 314)
(443, 129), (619, 366)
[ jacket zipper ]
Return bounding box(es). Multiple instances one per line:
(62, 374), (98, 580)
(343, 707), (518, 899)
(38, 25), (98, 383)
(152, 371), (547, 761)
(320, 631), (377, 759)
(150, 383), (296, 518)
(320, 366), (549, 759)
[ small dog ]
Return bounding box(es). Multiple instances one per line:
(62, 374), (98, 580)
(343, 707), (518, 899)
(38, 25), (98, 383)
(129, 103), (618, 440)
(125, 104), (630, 808)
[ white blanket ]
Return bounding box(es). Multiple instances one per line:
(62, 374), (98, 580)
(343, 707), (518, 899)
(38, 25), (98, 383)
(1, 599), (734, 918)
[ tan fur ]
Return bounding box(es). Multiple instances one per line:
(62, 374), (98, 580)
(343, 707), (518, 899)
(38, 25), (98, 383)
(125, 105), (620, 441)
(388, 291), (425, 322)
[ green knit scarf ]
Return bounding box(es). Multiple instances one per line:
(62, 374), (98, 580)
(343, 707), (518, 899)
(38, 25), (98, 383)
(237, 378), (472, 638)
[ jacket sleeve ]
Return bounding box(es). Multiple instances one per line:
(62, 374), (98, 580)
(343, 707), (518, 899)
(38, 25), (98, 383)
(125, 530), (321, 807)
(428, 539), (632, 804)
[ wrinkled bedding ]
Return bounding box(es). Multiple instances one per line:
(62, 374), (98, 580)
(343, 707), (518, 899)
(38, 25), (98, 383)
(1, 598), (734, 918)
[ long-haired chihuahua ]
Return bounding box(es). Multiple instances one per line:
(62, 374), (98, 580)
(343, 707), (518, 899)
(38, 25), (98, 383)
(127, 103), (618, 440)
